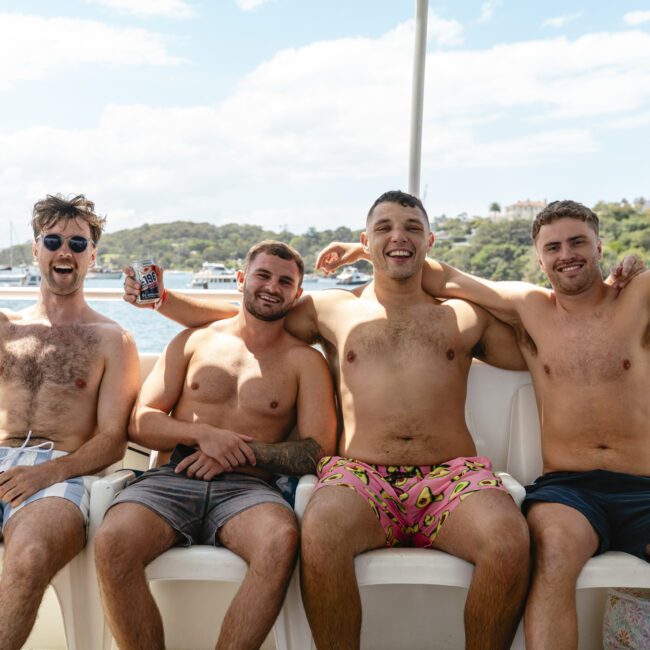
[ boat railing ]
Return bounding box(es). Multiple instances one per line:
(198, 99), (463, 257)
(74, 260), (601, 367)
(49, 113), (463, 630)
(0, 287), (242, 301)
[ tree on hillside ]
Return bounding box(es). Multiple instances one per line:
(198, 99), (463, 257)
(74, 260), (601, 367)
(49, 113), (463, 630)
(489, 202), (501, 219)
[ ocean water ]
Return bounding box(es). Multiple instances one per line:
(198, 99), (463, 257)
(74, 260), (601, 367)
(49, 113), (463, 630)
(0, 272), (343, 353)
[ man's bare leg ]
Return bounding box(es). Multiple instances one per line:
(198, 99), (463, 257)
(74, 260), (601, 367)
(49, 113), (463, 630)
(215, 503), (299, 650)
(0, 498), (85, 650)
(525, 503), (598, 650)
(94, 503), (178, 650)
(432, 490), (530, 650)
(300, 487), (386, 650)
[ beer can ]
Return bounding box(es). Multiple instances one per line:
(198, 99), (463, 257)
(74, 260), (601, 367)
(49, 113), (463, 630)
(133, 259), (160, 304)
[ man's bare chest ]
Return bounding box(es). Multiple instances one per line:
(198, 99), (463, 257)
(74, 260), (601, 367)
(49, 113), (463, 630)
(333, 303), (473, 369)
(525, 311), (645, 383)
(0, 323), (103, 393)
(185, 351), (297, 417)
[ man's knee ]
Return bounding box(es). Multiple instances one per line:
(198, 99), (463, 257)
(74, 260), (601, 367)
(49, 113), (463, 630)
(302, 489), (364, 541)
(2, 539), (59, 590)
(253, 517), (299, 565)
(94, 516), (141, 576)
(527, 508), (596, 578)
(474, 509), (530, 576)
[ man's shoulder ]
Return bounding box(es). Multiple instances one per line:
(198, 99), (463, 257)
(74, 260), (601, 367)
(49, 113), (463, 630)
(283, 337), (329, 376)
(0, 308), (26, 324)
(306, 287), (359, 308)
(80, 312), (133, 340)
(623, 268), (650, 295)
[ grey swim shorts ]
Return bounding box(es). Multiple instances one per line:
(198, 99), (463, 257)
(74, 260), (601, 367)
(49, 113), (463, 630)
(109, 464), (293, 546)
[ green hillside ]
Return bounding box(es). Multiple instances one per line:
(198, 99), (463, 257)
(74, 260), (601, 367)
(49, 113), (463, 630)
(2, 199), (647, 281)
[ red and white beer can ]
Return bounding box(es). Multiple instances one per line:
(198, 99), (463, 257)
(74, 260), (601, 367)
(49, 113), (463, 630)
(132, 259), (160, 304)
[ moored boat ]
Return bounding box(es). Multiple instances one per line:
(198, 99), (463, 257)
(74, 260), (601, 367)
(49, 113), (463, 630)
(335, 267), (371, 285)
(0, 265), (40, 286)
(86, 267), (123, 280)
(191, 263), (238, 289)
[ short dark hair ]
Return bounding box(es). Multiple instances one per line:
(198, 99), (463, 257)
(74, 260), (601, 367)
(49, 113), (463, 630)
(31, 194), (107, 243)
(367, 190), (429, 226)
(532, 200), (599, 241)
(243, 240), (304, 284)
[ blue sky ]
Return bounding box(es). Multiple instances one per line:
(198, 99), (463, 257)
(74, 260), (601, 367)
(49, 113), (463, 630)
(1, 0), (649, 243)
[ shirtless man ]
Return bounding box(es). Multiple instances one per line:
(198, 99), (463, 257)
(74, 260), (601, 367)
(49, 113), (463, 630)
(124, 192), (531, 650)
(0, 194), (140, 650)
(97, 240), (337, 650)
(319, 199), (650, 649)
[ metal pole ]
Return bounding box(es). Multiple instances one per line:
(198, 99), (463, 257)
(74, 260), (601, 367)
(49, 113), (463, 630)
(408, 0), (428, 197)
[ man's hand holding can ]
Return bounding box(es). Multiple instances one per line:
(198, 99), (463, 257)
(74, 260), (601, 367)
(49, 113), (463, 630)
(123, 261), (166, 308)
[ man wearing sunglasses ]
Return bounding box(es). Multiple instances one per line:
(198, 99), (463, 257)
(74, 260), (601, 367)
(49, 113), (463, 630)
(0, 193), (140, 650)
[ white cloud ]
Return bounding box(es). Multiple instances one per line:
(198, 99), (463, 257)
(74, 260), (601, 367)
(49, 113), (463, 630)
(624, 10), (650, 26)
(236, 0), (272, 12)
(428, 12), (464, 47)
(607, 111), (650, 128)
(479, 0), (501, 24)
(1, 21), (649, 236)
(425, 32), (650, 120)
(623, 11), (650, 25)
(84, 0), (195, 18)
(424, 129), (597, 169)
(0, 13), (183, 91)
(542, 12), (583, 29)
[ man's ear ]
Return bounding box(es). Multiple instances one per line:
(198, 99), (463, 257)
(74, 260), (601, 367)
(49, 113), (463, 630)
(236, 269), (245, 292)
(427, 231), (435, 251)
(597, 238), (602, 259)
(32, 240), (38, 262)
(361, 232), (369, 251)
(89, 245), (97, 268)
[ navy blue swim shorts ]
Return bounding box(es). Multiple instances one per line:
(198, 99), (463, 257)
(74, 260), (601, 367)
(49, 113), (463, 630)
(523, 469), (650, 561)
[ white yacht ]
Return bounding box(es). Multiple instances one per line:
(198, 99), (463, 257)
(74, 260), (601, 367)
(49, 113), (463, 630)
(0, 265), (40, 286)
(335, 267), (372, 285)
(191, 262), (238, 289)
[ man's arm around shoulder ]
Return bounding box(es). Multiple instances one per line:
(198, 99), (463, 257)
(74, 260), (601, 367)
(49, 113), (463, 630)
(473, 307), (528, 371)
(423, 258), (539, 325)
(249, 345), (338, 475)
(285, 288), (353, 344)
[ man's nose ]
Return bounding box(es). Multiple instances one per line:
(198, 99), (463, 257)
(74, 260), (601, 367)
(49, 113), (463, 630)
(264, 277), (281, 292)
(559, 242), (574, 258)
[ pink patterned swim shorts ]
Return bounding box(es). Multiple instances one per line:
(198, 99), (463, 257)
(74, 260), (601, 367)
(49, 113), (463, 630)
(315, 455), (506, 547)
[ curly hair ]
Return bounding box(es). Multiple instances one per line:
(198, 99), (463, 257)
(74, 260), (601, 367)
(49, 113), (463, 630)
(31, 194), (107, 243)
(532, 200), (598, 241)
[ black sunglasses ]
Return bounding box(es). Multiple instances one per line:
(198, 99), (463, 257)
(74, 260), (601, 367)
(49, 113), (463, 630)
(39, 233), (93, 254)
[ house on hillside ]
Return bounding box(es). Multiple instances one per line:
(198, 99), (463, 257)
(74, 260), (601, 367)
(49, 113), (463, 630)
(500, 199), (547, 221)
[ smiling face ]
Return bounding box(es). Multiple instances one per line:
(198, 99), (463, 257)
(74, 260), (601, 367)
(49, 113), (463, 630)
(33, 218), (96, 296)
(239, 251), (303, 321)
(535, 217), (603, 295)
(362, 201), (434, 280)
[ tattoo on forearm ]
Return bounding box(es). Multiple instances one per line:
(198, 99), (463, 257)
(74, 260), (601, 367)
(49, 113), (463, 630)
(249, 438), (324, 475)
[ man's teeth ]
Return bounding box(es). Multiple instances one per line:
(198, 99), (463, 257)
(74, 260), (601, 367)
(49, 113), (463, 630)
(560, 264), (581, 272)
(387, 250), (411, 257)
(54, 265), (73, 273)
(259, 293), (280, 303)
